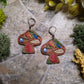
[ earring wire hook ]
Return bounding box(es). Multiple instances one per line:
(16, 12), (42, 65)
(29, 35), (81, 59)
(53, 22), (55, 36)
(28, 18), (36, 30)
(49, 26), (56, 39)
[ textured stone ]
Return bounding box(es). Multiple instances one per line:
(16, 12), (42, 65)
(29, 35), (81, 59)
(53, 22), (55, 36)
(0, 0), (32, 57)
(22, 51), (47, 84)
(0, 0), (84, 84)
(0, 65), (16, 84)
(21, 0), (55, 25)
(0, 78), (3, 84)
(0, 65), (14, 74)
(4, 54), (31, 74)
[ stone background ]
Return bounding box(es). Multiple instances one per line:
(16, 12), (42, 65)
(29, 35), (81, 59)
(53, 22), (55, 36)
(0, 0), (84, 84)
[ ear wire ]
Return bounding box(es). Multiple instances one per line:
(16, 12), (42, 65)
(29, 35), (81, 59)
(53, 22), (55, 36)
(49, 26), (56, 39)
(28, 18), (36, 30)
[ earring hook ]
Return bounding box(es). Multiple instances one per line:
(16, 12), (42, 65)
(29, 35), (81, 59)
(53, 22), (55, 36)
(49, 26), (56, 39)
(28, 18), (36, 30)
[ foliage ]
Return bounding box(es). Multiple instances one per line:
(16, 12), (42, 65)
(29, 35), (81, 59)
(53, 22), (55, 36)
(72, 49), (84, 78)
(43, 0), (84, 21)
(0, 33), (10, 61)
(0, 0), (7, 6)
(70, 24), (84, 53)
(81, 0), (84, 8)
(0, 8), (6, 29)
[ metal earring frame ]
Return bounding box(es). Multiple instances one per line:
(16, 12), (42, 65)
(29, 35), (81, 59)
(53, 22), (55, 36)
(28, 18), (36, 31)
(49, 26), (56, 39)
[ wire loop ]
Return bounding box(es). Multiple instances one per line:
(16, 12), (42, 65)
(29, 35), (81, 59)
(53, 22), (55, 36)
(49, 26), (56, 39)
(28, 18), (36, 30)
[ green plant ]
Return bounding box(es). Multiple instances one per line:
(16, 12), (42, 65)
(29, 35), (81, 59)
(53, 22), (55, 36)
(42, 0), (84, 21)
(0, 33), (10, 61)
(0, 8), (6, 29)
(0, 0), (7, 6)
(70, 24), (84, 53)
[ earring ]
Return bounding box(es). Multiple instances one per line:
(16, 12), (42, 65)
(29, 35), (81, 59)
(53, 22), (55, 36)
(41, 26), (65, 64)
(18, 18), (42, 54)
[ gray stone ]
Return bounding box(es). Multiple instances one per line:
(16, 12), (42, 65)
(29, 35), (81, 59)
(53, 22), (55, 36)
(0, 0), (84, 84)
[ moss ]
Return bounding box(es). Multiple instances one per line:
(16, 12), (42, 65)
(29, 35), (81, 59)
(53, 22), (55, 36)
(0, 33), (10, 61)
(0, 8), (6, 29)
(70, 24), (84, 53)
(0, 0), (7, 6)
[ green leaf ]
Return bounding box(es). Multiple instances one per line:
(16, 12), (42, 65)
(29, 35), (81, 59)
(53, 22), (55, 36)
(61, 0), (65, 3)
(0, 8), (6, 29)
(49, 1), (56, 7)
(70, 24), (84, 53)
(44, 5), (49, 11)
(68, 4), (79, 16)
(81, 0), (84, 8)
(0, 33), (10, 61)
(45, 0), (50, 2)
(55, 3), (64, 12)
(66, 0), (74, 6)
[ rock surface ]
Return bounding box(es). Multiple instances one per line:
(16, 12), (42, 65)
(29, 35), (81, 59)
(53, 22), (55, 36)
(0, 79), (3, 84)
(0, 0), (84, 84)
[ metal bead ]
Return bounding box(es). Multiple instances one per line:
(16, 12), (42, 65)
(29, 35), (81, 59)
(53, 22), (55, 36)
(43, 48), (47, 53)
(20, 38), (23, 43)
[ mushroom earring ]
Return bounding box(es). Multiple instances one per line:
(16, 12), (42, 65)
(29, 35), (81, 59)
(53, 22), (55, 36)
(41, 26), (65, 64)
(18, 18), (42, 54)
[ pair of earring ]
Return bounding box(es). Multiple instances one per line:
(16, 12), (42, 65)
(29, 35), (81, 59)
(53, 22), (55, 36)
(18, 18), (65, 64)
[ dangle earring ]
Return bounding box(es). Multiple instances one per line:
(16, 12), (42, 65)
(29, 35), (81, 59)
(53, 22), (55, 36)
(41, 26), (65, 64)
(18, 18), (42, 54)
